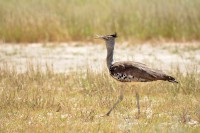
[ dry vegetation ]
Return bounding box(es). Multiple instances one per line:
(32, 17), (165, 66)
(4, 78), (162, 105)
(0, 0), (200, 131)
(0, 64), (199, 132)
(0, 0), (200, 42)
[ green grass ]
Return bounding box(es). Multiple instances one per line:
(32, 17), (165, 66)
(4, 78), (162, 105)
(0, 0), (200, 42)
(0, 64), (200, 132)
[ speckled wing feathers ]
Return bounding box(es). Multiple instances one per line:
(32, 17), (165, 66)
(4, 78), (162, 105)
(109, 61), (176, 83)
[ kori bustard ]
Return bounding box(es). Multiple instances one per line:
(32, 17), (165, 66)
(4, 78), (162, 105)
(96, 33), (178, 116)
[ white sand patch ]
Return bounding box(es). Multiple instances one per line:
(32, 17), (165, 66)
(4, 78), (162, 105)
(0, 42), (200, 73)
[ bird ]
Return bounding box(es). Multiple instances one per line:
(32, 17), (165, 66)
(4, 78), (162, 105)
(95, 32), (178, 116)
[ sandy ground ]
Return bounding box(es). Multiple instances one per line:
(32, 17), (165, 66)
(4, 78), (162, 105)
(0, 42), (200, 73)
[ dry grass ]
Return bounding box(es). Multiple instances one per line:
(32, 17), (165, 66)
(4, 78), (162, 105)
(0, 0), (200, 42)
(0, 64), (199, 132)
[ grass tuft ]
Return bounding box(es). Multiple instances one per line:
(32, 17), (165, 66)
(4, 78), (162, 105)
(0, 64), (200, 132)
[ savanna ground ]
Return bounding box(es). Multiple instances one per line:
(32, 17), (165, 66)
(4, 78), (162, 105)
(0, 42), (200, 132)
(0, 0), (200, 132)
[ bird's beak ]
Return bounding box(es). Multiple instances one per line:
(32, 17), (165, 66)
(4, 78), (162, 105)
(94, 35), (104, 39)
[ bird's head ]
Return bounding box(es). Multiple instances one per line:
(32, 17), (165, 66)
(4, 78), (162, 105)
(95, 32), (117, 49)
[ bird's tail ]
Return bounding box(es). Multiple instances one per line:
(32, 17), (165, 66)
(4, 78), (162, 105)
(165, 75), (178, 83)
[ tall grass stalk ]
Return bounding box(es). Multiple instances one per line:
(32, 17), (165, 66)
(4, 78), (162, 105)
(0, 64), (199, 132)
(0, 0), (200, 42)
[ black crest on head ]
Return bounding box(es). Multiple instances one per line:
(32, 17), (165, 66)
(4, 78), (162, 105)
(110, 32), (117, 38)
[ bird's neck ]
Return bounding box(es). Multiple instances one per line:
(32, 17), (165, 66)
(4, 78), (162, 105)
(106, 46), (114, 69)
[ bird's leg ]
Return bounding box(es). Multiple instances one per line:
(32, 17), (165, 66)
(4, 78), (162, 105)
(135, 90), (140, 117)
(105, 88), (124, 116)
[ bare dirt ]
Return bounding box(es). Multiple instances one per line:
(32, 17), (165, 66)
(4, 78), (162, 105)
(0, 42), (200, 73)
